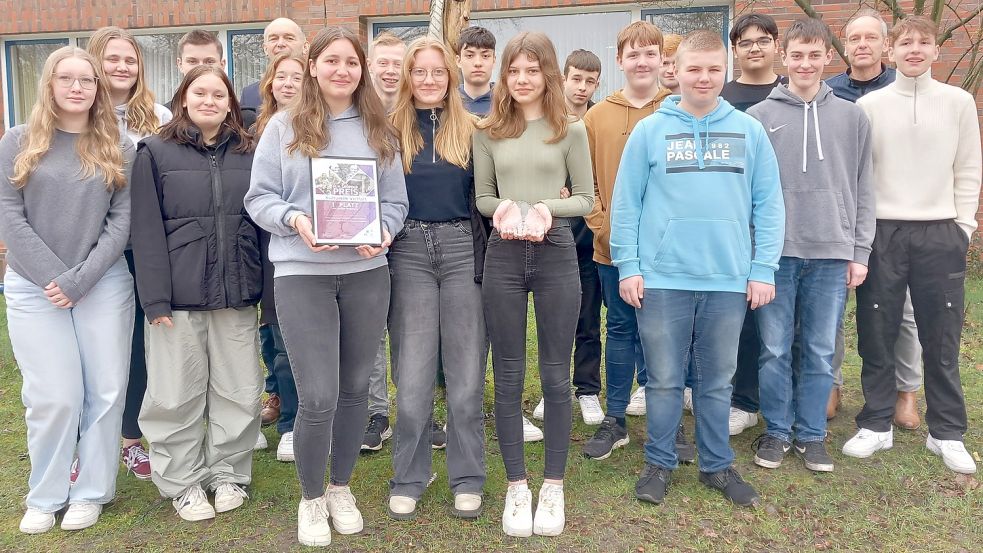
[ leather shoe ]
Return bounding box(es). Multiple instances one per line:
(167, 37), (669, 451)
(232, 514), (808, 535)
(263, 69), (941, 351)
(826, 386), (841, 420)
(261, 394), (281, 427)
(894, 391), (920, 430)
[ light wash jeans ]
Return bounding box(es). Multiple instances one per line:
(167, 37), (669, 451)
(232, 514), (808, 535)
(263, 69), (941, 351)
(5, 257), (133, 512)
(597, 263), (647, 418)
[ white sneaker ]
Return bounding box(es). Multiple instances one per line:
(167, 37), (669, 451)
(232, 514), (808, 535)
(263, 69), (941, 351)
(325, 486), (363, 534)
(728, 407), (759, 436)
(61, 503), (101, 530)
(578, 395), (604, 425)
(533, 482), (565, 536)
(842, 428), (893, 458)
(683, 387), (693, 413)
(502, 484), (533, 537)
(254, 431), (268, 451)
(452, 493), (482, 518)
(172, 484), (215, 522)
(533, 398), (545, 421)
(926, 435), (977, 474)
(523, 416), (544, 442)
(214, 482), (248, 513)
(626, 387), (646, 416)
(277, 431), (295, 462)
(19, 507), (54, 534)
(297, 496), (331, 547)
(387, 495), (417, 520)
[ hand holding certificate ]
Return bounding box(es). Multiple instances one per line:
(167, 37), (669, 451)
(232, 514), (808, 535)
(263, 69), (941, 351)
(310, 156), (384, 246)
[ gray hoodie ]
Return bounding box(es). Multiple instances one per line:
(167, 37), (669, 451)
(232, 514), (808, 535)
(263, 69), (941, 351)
(748, 83), (875, 265)
(113, 103), (172, 147)
(245, 107), (408, 277)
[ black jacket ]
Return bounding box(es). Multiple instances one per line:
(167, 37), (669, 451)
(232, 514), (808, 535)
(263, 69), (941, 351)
(130, 129), (262, 321)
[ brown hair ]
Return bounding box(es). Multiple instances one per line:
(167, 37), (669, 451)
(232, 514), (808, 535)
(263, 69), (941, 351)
(253, 52), (306, 138)
(889, 15), (938, 46)
(178, 29), (223, 59)
(370, 31), (405, 57)
(676, 29), (727, 64)
(479, 32), (569, 144)
(87, 26), (162, 137)
(784, 18), (833, 50)
(287, 26), (397, 163)
(662, 34), (684, 57)
(160, 65), (252, 153)
(563, 49), (601, 77)
(617, 21), (665, 58)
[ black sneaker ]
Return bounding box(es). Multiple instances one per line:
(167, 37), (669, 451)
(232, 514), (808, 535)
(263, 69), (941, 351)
(582, 416), (629, 460)
(675, 424), (696, 464)
(431, 420), (447, 450)
(699, 467), (760, 507)
(794, 440), (834, 472)
(361, 414), (392, 451)
(635, 463), (672, 504)
(752, 434), (791, 469)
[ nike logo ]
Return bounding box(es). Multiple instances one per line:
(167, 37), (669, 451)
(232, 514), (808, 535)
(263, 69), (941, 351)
(769, 124), (788, 133)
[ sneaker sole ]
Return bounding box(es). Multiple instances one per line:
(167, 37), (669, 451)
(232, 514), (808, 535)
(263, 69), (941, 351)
(450, 504), (482, 519)
(277, 452), (296, 462)
(298, 530), (331, 547)
(332, 518), (363, 535)
(625, 406), (646, 416)
(926, 441), (978, 474)
(582, 414), (605, 425)
(753, 454), (784, 469)
(533, 522), (564, 536)
(176, 509), (216, 522)
(635, 490), (666, 505)
(387, 506), (418, 520)
(127, 469), (153, 480)
(431, 443), (447, 450)
(523, 433), (544, 443)
(215, 498), (245, 513)
(803, 460), (834, 472)
(20, 522), (54, 535)
(842, 441), (892, 459)
(503, 523), (533, 537)
(729, 420), (758, 436)
(584, 436), (630, 461)
(61, 516), (99, 531)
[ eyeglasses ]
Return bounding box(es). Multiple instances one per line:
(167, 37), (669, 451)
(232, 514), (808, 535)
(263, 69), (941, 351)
(53, 74), (98, 90)
(736, 37), (774, 50)
(410, 67), (449, 81)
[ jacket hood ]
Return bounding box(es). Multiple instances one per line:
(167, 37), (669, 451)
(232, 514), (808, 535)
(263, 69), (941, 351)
(759, 83), (832, 172)
(764, 81), (835, 107)
(656, 96), (737, 169)
(601, 88), (672, 135)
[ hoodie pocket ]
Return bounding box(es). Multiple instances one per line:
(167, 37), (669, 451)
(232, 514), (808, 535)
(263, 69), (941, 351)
(165, 220), (208, 306)
(235, 219), (263, 304)
(782, 189), (850, 245)
(650, 218), (750, 278)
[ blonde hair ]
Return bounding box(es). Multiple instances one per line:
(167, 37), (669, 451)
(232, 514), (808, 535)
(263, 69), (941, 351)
(389, 37), (475, 173)
(663, 34), (684, 57)
(12, 46), (125, 189)
(479, 32), (569, 144)
(676, 29), (727, 64)
(253, 52), (306, 138)
(288, 27), (397, 163)
(87, 26), (162, 137)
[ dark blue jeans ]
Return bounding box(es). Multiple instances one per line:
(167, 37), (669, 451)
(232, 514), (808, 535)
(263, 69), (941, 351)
(597, 263), (647, 418)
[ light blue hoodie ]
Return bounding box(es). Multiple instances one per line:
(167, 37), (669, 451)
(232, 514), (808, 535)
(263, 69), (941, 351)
(610, 96), (785, 293)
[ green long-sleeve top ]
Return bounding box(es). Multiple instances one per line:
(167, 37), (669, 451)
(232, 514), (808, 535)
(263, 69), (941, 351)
(474, 118), (594, 218)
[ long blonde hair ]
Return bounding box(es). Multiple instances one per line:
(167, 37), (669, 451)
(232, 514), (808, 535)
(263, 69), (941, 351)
(389, 37), (475, 173)
(12, 47), (125, 189)
(287, 27), (397, 163)
(479, 32), (569, 144)
(253, 52), (306, 138)
(86, 26), (162, 137)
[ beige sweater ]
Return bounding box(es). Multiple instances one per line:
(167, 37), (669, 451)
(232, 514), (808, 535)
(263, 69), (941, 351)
(857, 71), (982, 237)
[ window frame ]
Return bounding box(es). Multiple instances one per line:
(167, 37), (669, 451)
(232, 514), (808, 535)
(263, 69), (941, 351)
(3, 38), (70, 127)
(640, 5), (731, 48)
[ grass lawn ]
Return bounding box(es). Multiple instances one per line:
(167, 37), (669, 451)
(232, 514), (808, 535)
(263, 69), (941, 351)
(0, 282), (979, 552)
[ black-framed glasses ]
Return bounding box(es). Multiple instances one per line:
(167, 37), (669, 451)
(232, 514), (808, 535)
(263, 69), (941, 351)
(53, 74), (98, 90)
(410, 67), (449, 81)
(737, 37), (774, 50)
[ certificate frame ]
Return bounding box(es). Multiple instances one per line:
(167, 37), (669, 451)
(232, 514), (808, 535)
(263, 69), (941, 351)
(310, 155), (383, 246)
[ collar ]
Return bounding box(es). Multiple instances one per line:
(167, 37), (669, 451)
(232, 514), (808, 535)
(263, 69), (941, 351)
(893, 69), (935, 96)
(846, 63), (891, 86)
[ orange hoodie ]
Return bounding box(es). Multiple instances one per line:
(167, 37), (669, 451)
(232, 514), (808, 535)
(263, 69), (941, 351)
(583, 88), (671, 265)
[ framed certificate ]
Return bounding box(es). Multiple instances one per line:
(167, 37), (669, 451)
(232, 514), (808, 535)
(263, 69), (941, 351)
(310, 156), (383, 246)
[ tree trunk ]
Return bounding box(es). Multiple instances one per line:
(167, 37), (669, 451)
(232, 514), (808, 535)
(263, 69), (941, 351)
(429, 0), (473, 55)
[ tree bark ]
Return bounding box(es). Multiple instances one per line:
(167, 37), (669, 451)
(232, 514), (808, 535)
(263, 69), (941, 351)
(429, 0), (473, 55)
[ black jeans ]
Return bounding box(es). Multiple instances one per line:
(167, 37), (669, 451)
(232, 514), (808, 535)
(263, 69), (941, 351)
(275, 267), (390, 498)
(483, 225), (580, 481)
(731, 307), (760, 413)
(856, 220), (969, 440)
(573, 242), (602, 397)
(122, 249), (147, 440)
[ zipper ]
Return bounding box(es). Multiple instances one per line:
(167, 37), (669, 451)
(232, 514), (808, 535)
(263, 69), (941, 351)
(912, 78), (918, 125)
(209, 152), (229, 306)
(430, 108), (438, 163)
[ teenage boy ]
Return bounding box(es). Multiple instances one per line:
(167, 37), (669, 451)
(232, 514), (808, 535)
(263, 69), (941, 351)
(845, 16), (981, 475)
(169, 31), (257, 130)
(721, 13), (786, 437)
(824, 11), (921, 428)
(613, 29), (784, 506)
(658, 34), (683, 94)
(240, 18), (309, 110)
(368, 32), (407, 113)
(747, 18), (874, 473)
(582, 22), (696, 463)
(457, 27), (496, 116)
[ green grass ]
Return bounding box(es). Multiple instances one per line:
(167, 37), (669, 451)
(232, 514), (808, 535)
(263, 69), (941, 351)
(0, 282), (979, 552)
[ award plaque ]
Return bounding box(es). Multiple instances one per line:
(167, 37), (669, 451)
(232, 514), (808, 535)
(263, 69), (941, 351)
(310, 156), (383, 246)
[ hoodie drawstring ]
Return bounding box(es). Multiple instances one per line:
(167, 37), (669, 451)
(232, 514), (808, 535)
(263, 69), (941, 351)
(801, 101), (825, 172)
(691, 117), (709, 170)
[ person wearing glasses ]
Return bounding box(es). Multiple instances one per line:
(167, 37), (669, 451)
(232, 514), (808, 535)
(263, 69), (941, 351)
(0, 47), (135, 534)
(385, 37), (487, 521)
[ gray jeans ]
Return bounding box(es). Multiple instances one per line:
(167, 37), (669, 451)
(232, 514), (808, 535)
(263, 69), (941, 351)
(835, 287), (922, 391)
(274, 268), (390, 499)
(387, 221), (486, 498)
(367, 335), (390, 416)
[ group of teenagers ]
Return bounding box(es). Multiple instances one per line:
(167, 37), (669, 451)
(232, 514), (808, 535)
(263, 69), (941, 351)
(0, 6), (979, 548)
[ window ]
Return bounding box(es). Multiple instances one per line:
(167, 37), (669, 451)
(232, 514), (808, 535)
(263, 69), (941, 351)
(4, 39), (69, 126)
(229, 29), (266, 97)
(642, 6), (730, 47)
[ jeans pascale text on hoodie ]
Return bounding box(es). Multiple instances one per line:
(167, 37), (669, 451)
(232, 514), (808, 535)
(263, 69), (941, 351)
(666, 132), (747, 174)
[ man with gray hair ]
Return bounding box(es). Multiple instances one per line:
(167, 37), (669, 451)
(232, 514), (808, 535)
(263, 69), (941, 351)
(240, 17), (310, 110)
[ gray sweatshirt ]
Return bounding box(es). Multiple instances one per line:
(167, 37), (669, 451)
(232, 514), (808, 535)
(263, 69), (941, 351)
(0, 125), (134, 302)
(748, 83), (875, 264)
(245, 107), (408, 277)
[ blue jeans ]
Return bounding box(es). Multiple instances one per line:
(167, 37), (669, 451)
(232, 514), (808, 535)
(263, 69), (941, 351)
(637, 289), (746, 473)
(757, 258), (848, 443)
(597, 263), (647, 418)
(259, 324), (278, 395)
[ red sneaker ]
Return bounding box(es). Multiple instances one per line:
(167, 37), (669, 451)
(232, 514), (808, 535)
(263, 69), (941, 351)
(121, 444), (152, 480)
(69, 458), (79, 486)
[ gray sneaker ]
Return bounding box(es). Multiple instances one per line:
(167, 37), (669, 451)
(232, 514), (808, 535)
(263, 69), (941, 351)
(794, 440), (834, 472)
(582, 417), (629, 460)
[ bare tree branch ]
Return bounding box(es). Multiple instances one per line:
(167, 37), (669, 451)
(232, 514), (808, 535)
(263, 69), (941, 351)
(930, 0), (945, 24)
(914, 0), (926, 16)
(792, 0), (846, 61)
(938, 3), (983, 45)
(877, 0), (907, 23)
